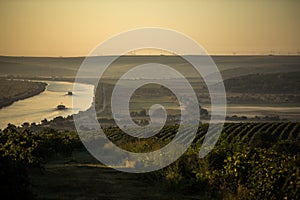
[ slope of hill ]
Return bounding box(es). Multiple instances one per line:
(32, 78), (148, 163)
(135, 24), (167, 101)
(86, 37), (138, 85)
(0, 56), (299, 81)
(0, 79), (47, 108)
(224, 72), (300, 94)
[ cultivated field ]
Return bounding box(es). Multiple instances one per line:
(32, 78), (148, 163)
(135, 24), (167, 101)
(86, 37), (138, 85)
(0, 79), (46, 108)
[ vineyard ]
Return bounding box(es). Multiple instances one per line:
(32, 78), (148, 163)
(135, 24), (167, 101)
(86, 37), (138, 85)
(104, 122), (300, 151)
(0, 122), (299, 199)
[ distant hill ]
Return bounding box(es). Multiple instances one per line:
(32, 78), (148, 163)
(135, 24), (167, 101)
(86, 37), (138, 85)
(223, 72), (300, 94)
(0, 79), (47, 108)
(0, 56), (299, 81)
(208, 56), (300, 80)
(0, 56), (83, 77)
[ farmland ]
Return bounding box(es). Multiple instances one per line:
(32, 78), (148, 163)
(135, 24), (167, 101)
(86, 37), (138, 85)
(1, 122), (299, 199)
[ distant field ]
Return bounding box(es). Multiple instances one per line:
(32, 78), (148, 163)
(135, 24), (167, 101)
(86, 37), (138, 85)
(221, 71), (300, 105)
(1, 55), (299, 80)
(25, 122), (299, 199)
(0, 55), (299, 120)
(0, 79), (47, 108)
(94, 71), (300, 123)
(223, 72), (300, 94)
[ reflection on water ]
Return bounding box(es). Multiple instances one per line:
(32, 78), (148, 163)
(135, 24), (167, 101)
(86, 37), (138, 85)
(0, 80), (94, 129)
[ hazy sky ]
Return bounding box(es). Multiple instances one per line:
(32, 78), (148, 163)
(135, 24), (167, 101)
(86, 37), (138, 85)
(0, 0), (299, 56)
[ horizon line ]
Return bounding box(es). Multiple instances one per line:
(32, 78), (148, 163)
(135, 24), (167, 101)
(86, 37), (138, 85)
(1, 54), (300, 58)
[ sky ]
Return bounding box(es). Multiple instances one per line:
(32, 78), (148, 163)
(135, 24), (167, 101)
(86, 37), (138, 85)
(0, 0), (299, 56)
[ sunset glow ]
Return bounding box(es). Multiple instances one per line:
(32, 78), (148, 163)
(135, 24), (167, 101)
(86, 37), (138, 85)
(0, 0), (299, 56)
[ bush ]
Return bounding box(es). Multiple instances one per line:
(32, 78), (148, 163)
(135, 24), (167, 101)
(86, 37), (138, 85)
(0, 155), (34, 199)
(0, 126), (81, 198)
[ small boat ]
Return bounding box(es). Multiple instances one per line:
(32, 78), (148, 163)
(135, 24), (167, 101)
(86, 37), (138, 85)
(57, 104), (67, 110)
(67, 91), (73, 95)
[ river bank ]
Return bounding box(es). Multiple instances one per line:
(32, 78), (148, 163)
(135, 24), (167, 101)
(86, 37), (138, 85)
(0, 79), (47, 109)
(0, 80), (94, 129)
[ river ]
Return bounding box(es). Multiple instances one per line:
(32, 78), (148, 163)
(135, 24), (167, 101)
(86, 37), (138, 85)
(0, 80), (94, 129)
(1, 80), (299, 130)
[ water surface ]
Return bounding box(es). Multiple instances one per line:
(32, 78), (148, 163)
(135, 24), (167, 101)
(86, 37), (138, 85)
(0, 80), (94, 129)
